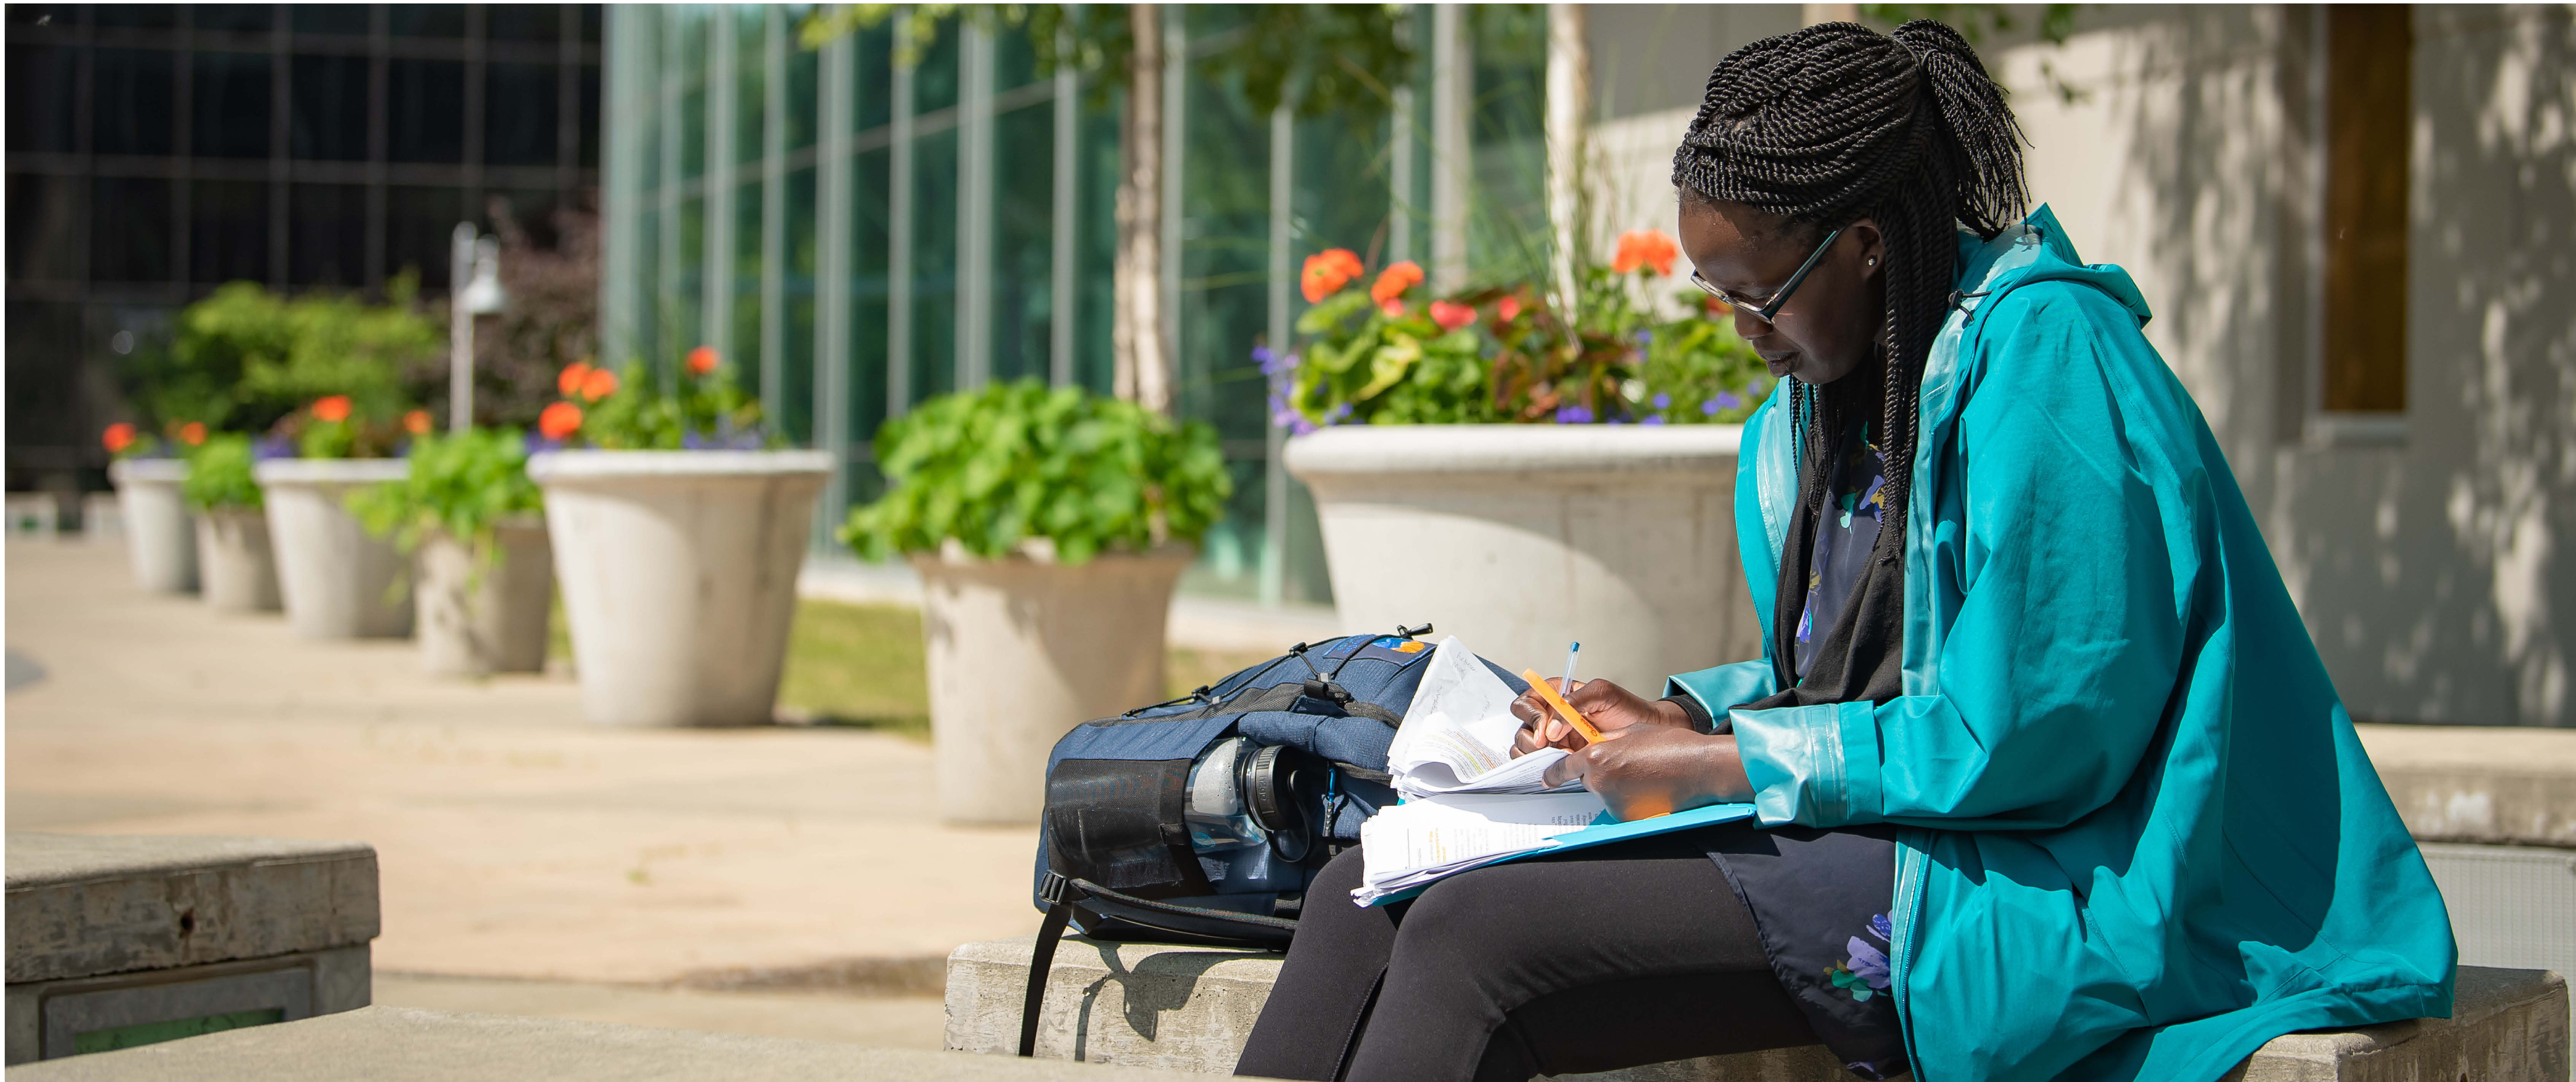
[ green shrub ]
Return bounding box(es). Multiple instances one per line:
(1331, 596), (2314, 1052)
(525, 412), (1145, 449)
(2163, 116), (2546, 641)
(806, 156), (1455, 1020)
(152, 280), (439, 436)
(839, 380), (1232, 565)
(181, 434), (263, 511)
(347, 428), (544, 563)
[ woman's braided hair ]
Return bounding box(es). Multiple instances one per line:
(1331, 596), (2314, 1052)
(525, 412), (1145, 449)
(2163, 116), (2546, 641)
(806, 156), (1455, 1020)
(1671, 20), (2025, 560)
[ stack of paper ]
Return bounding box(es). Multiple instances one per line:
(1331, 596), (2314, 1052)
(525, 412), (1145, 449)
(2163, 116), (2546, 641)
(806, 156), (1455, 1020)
(1355, 636), (1760, 907)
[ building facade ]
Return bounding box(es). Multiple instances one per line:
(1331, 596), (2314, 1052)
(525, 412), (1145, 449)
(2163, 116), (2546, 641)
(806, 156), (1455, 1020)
(5, 2), (605, 495)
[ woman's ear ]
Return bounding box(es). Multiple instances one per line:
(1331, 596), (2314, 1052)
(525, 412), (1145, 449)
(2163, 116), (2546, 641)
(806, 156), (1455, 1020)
(1849, 218), (1887, 279)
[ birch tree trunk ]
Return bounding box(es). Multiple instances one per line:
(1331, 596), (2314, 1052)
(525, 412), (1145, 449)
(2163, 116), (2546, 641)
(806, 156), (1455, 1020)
(1112, 5), (1172, 414)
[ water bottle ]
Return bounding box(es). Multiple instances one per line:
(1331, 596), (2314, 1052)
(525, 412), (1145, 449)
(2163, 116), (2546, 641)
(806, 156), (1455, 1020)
(1185, 737), (1269, 853)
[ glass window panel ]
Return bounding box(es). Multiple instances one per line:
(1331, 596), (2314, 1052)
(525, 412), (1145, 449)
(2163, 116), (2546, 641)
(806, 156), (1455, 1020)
(188, 179), (270, 284)
(731, 178), (764, 400)
(383, 185), (461, 288)
(193, 5), (272, 34)
(388, 5), (463, 38)
(192, 52), (274, 159)
(288, 182), (367, 286)
(578, 63), (601, 167)
(388, 58), (466, 162)
(485, 62), (559, 166)
(625, 196), (661, 364)
(7, 45), (78, 154)
(990, 100), (1053, 386)
(994, 29), (1039, 92)
(1179, 61), (1275, 440)
(673, 8), (707, 182)
(780, 164), (817, 444)
(93, 6), (177, 29)
(89, 177), (173, 283)
(1073, 85), (1119, 397)
(7, 172), (86, 281)
(8, 6), (75, 27)
(784, 34), (819, 151)
(667, 194), (705, 360)
(734, 6), (767, 167)
(853, 22), (894, 132)
(1468, 5), (1547, 289)
(291, 6), (371, 35)
(92, 49), (175, 156)
(910, 16), (959, 116)
(908, 126), (957, 405)
(848, 145), (889, 442)
(485, 4), (560, 44)
(493, 188), (558, 248)
(290, 54), (370, 161)
(582, 5), (602, 43)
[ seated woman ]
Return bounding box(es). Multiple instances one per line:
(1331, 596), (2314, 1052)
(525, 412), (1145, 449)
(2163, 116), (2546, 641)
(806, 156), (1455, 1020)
(1233, 19), (2452, 1082)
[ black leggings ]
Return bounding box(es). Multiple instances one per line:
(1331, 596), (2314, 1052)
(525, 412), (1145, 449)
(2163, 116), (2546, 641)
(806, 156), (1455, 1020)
(1233, 833), (1818, 1082)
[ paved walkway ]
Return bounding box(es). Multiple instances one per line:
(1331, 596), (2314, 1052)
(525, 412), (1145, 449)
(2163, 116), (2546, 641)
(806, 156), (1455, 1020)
(5, 541), (1049, 1041)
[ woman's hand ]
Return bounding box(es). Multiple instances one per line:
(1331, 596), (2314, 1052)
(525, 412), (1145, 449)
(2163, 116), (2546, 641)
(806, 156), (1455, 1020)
(1539, 726), (1754, 822)
(1509, 678), (1692, 756)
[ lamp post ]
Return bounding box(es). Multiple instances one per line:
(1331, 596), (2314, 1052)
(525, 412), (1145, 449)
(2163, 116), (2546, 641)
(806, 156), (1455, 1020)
(447, 223), (509, 433)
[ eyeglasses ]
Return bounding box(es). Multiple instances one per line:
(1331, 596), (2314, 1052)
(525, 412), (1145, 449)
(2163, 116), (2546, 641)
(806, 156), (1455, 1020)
(1689, 226), (1845, 326)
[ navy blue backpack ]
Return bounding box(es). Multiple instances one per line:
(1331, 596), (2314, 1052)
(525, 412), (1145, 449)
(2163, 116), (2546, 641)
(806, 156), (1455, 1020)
(1017, 624), (1529, 1055)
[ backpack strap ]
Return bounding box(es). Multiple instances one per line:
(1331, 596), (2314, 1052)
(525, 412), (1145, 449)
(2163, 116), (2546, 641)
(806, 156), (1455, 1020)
(1018, 872), (1300, 1057)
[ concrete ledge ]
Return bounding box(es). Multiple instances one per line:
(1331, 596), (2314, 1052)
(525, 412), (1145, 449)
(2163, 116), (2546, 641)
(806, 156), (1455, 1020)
(6, 835), (379, 984)
(2358, 724), (2576, 848)
(1, 1006), (1251, 1081)
(947, 936), (2570, 1081)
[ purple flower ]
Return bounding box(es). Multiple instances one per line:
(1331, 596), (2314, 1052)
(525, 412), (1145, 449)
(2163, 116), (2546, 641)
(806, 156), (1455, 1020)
(252, 435), (297, 461)
(1846, 937), (1892, 989)
(1633, 329), (1653, 346)
(1870, 913), (1893, 941)
(1553, 404), (1594, 425)
(1251, 344), (1275, 367)
(1713, 390), (1744, 411)
(1641, 415), (1666, 426)
(1652, 393), (1671, 410)
(1701, 399), (1721, 416)
(525, 431), (564, 455)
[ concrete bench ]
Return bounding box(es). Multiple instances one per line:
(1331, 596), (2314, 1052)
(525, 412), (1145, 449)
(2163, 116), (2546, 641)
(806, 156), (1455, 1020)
(946, 936), (2571, 1081)
(5, 834), (379, 1065)
(2, 1006), (1247, 1081)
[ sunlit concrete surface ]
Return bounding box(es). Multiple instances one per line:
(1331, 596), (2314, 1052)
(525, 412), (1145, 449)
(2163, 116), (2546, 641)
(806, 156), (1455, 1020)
(4, 542), (1039, 996)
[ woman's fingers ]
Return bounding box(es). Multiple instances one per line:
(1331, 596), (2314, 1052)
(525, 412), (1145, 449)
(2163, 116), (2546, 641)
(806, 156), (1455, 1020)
(1541, 743), (1597, 789)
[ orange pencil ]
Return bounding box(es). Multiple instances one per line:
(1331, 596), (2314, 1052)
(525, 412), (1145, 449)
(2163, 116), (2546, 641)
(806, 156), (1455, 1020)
(1520, 669), (1608, 745)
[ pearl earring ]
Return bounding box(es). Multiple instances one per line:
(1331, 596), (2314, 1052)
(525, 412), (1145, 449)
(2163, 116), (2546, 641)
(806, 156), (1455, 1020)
(1867, 257), (1877, 267)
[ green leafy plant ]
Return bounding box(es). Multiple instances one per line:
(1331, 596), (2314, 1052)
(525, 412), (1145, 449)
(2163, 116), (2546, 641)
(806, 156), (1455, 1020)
(536, 351), (770, 450)
(1276, 234), (1774, 429)
(347, 427), (545, 567)
(181, 434), (263, 511)
(840, 380), (1232, 565)
(153, 280), (440, 437)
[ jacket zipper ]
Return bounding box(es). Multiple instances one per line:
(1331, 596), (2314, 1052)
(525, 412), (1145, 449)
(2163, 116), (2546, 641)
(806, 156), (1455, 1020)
(1891, 829), (1931, 1081)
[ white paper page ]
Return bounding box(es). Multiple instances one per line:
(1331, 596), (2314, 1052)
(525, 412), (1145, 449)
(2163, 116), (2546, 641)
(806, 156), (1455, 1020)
(1357, 791), (1609, 893)
(1387, 637), (1571, 796)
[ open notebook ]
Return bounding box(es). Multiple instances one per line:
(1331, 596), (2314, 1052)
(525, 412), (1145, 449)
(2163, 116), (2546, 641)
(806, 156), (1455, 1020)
(1356, 638), (1756, 907)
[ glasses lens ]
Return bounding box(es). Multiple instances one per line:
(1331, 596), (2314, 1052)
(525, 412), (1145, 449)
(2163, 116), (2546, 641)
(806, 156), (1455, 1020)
(1689, 271), (1725, 299)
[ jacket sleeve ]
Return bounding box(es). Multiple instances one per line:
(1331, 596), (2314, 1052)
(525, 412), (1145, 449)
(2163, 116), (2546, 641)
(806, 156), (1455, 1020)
(1727, 287), (2190, 832)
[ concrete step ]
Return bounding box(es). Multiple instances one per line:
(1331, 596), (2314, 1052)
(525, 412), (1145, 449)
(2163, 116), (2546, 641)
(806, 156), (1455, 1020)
(945, 936), (2572, 1081)
(6, 834), (380, 1066)
(0, 1005), (1246, 1081)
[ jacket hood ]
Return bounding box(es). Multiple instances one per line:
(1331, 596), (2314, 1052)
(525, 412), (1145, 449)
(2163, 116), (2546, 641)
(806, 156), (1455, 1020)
(1954, 204), (2153, 328)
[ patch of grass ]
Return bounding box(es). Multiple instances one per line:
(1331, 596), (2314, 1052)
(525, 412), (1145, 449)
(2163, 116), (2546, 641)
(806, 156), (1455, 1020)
(551, 593), (1286, 742)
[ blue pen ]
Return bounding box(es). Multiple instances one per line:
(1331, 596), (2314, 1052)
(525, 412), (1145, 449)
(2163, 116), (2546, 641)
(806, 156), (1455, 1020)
(1560, 641), (1581, 692)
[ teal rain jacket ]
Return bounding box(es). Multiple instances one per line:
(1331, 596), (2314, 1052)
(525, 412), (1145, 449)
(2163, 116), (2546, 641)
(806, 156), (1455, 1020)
(1666, 207), (2455, 1082)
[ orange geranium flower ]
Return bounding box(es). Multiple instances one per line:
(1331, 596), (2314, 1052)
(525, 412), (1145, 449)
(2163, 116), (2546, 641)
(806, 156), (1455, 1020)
(578, 366), (619, 402)
(538, 402), (583, 441)
(102, 422), (136, 453)
(1498, 294), (1523, 322)
(557, 361), (594, 397)
(311, 395), (353, 423)
(1369, 260), (1425, 306)
(1428, 300), (1476, 332)
(1612, 230), (1679, 276)
(686, 345), (720, 377)
(1301, 248), (1364, 303)
(402, 409), (433, 436)
(178, 422), (207, 446)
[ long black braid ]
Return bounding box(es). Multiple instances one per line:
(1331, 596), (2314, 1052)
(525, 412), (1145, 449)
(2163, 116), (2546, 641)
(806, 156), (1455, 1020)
(1671, 20), (2025, 562)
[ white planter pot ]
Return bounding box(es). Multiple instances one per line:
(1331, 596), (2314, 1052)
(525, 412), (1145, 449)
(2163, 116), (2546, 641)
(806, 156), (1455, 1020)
(194, 507), (282, 613)
(108, 459), (197, 593)
(527, 450), (831, 727)
(255, 458), (414, 639)
(1284, 425), (1761, 694)
(416, 520), (555, 677)
(915, 544), (1194, 825)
